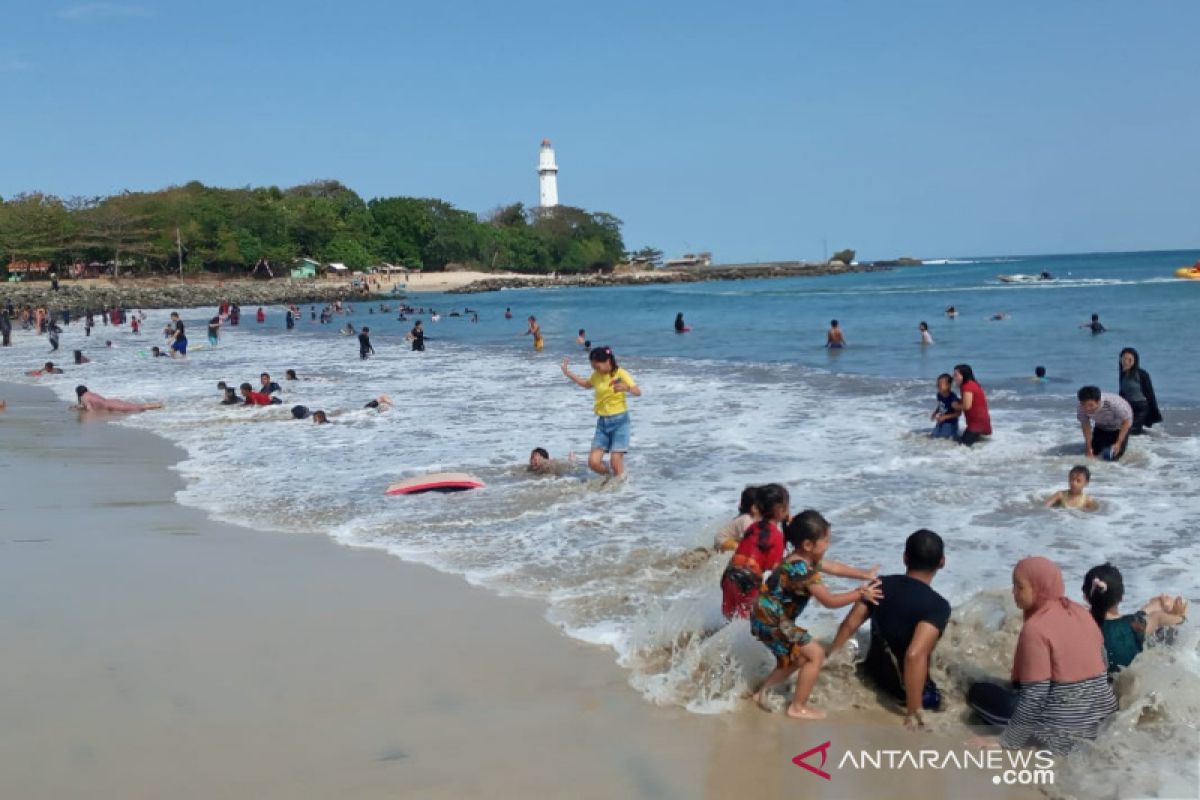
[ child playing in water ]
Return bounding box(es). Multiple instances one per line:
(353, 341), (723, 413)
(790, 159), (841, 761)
(750, 509), (881, 719)
(560, 347), (641, 479)
(930, 373), (960, 439)
(1033, 366), (1048, 383)
(527, 447), (577, 475)
(714, 485), (761, 552)
(720, 484), (789, 618)
(1045, 465), (1099, 511)
(1082, 563), (1187, 674)
(918, 321), (933, 345)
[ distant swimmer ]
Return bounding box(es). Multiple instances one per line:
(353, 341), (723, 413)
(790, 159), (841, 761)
(1080, 313), (1106, 335)
(576, 329), (586, 346)
(526, 315), (544, 352)
(505, 307), (513, 319)
(358, 327), (375, 360)
(1033, 366), (1048, 383)
(312, 410), (330, 424)
(285, 369), (299, 381)
(341, 322), (356, 336)
(208, 316), (221, 346)
(945, 306), (958, 319)
(220, 387), (240, 405)
(825, 320), (847, 348)
(73, 385), (162, 413)
(990, 312), (1010, 321)
(1044, 465), (1099, 512)
(150, 346), (168, 358)
(674, 312), (690, 333)
(364, 395), (393, 410)
(73, 350), (90, 365)
(918, 321), (933, 346)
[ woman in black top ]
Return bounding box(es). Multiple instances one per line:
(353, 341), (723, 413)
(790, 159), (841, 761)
(1118, 347), (1162, 434)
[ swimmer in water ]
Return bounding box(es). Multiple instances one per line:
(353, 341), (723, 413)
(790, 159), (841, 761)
(918, 321), (933, 345)
(528, 447), (577, 475)
(505, 307), (513, 319)
(285, 369), (299, 381)
(945, 306), (958, 319)
(28, 361), (63, 376)
(240, 382), (282, 406)
(312, 410), (329, 424)
(259, 372), (282, 395)
(990, 312), (1010, 321)
(825, 320), (847, 348)
(220, 388), (240, 405)
(674, 312), (687, 333)
(576, 329), (586, 346)
(151, 346), (168, 357)
(73, 385), (162, 413)
(1080, 313), (1106, 335)
(1045, 465), (1099, 511)
(1033, 366), (1048, 383)
(364, 395), (393, 410)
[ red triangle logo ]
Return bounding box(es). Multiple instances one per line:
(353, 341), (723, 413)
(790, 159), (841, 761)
(792, 740), (833, 780)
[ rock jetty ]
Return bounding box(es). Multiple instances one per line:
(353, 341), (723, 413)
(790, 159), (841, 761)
(0, 279), (371, 314)
(448, 261), (894, 294)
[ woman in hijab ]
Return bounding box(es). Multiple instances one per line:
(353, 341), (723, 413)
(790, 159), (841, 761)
(968, 556), (1117, 753)
(1118, 347), (1162, 434)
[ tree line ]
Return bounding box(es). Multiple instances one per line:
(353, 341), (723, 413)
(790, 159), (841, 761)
(0, 180), (634, 276)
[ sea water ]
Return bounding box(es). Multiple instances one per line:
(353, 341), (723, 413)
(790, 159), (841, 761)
(4, 249), (1199, 797)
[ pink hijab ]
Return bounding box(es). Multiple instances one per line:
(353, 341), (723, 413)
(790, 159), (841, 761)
(1011, 556), (1107, 683)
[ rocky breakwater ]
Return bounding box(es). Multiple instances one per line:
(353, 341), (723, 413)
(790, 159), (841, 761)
(0, 278), (372, 313)
(448, 260), (893, 294)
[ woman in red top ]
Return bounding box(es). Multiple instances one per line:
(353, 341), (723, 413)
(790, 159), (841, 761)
(721, 483), (790, 619)
(953, 363), (992, 447)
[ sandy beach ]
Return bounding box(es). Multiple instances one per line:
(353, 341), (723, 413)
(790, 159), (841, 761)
(0, 381), (1046, 799)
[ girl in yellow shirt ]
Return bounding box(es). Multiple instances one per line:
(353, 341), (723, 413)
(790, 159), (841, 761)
(561, 347), (642, 478)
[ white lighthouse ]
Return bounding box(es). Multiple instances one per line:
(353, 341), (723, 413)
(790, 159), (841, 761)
(537, 139), (559, 209)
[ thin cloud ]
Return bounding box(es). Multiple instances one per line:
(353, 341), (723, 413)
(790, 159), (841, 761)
(57, 3), (151, 21)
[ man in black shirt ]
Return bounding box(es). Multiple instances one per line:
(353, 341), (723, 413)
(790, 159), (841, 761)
(358, 327), (375, 360)
(829, 529), (950, 730)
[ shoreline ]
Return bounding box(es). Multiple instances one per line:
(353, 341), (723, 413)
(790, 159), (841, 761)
(0, 380), (1039, 799)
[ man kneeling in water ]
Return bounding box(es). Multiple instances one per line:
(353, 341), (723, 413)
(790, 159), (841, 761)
(829, 529), (950, 730)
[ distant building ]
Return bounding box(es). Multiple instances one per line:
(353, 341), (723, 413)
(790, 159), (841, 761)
(291, 258), (319, 279)
(663, 252), (713, 269)
(538, 139), (559, 208)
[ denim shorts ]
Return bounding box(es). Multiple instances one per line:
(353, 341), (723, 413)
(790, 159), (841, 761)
(592, 412), (631, 453)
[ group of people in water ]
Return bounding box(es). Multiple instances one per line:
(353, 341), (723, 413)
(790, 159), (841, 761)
(3, 290), (1183, 761)
(713, 483), (1186, 752)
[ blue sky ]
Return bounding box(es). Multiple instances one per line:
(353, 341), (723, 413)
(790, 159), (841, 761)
(2, 1), (1198, 260)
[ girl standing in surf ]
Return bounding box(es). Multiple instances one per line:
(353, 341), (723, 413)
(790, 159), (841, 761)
(525, 316), (545, 351)
(560, 346), (641, 479)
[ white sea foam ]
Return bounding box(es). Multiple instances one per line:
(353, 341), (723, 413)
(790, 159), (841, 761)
(3, 304), (1197, 797)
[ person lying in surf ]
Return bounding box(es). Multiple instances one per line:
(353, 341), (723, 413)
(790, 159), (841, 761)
(528, 447), (577, 475)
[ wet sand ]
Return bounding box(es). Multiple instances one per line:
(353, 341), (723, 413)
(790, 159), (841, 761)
(0, 382), (1040, 799)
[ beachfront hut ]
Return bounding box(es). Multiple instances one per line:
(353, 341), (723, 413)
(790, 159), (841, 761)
(326, 263), (349, 276)
(291, 258), (319, 279)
